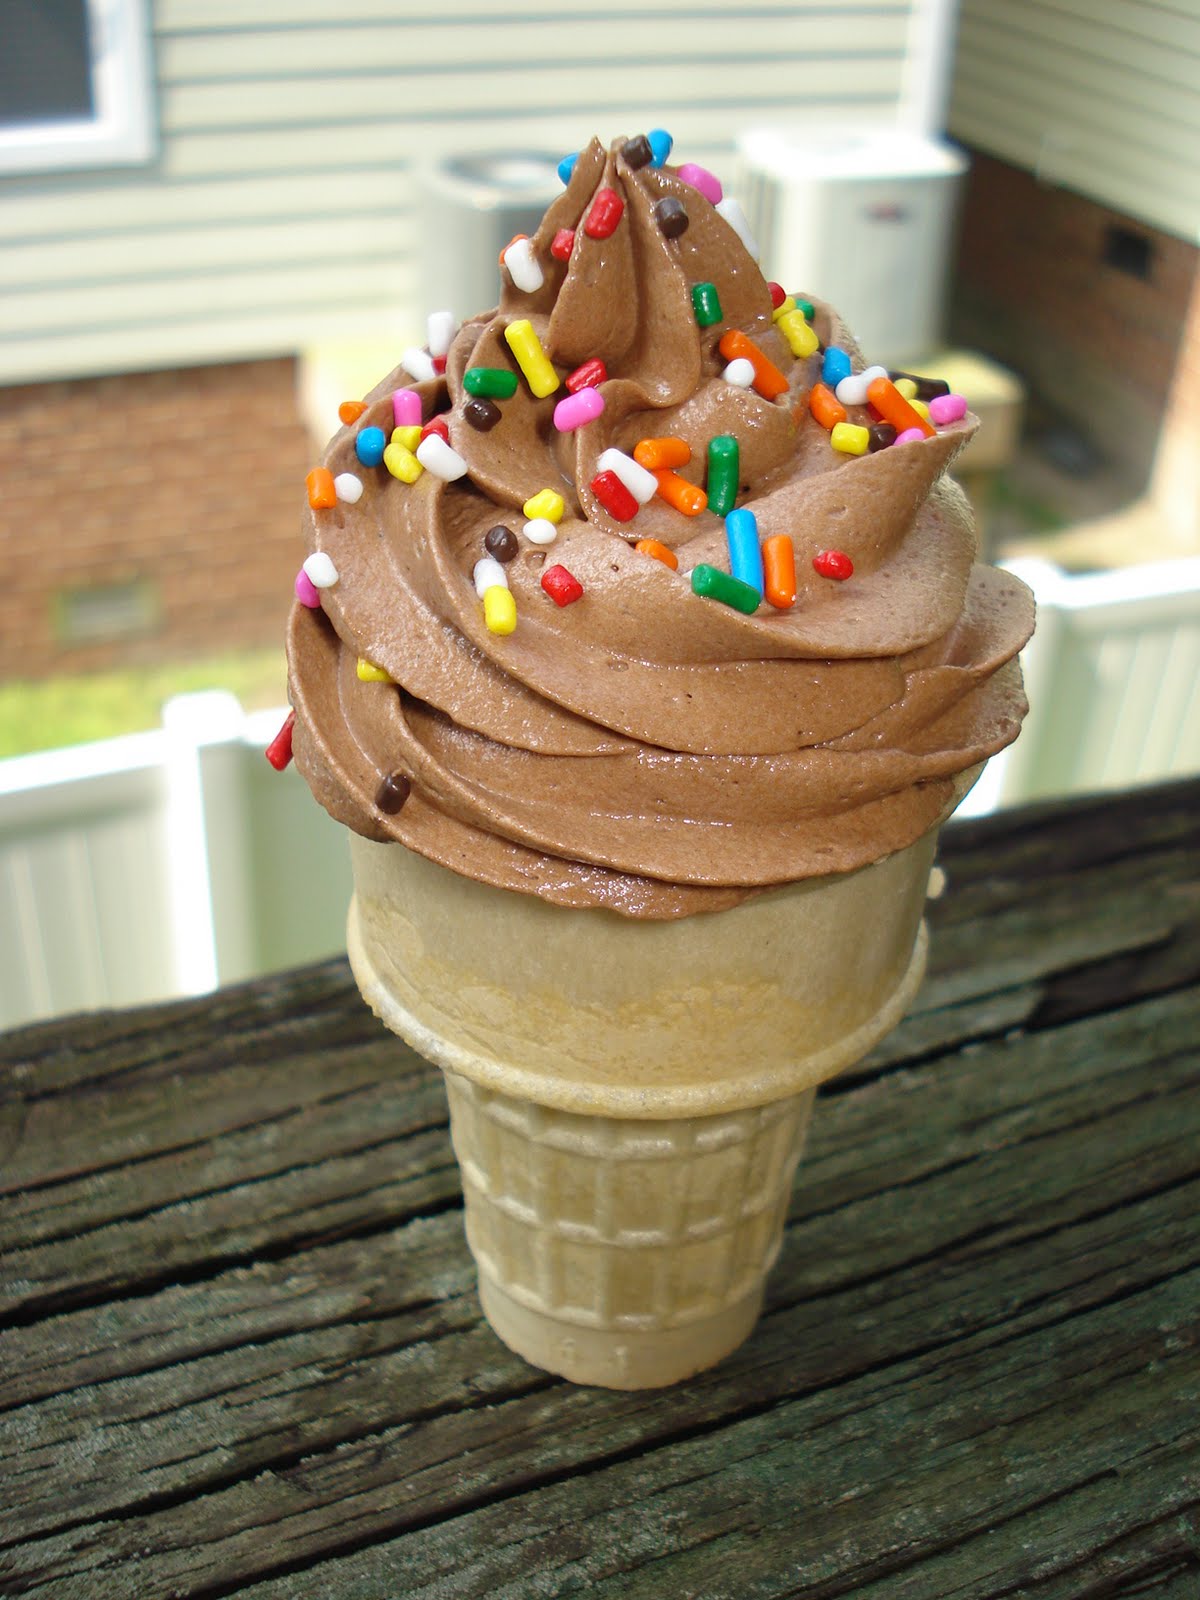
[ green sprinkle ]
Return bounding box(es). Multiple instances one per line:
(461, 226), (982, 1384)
(691, 282), (723, 328)
(691, 563), (760, 614)
(464, 367), (519, 399)
(795, 297), (815, 320)
(706, 434), (739, 518)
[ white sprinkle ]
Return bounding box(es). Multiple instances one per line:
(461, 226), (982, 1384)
(722, 357), (756, 388)
(522, 517), (558, 546)
(333, 472), (363, 503)
(835, 365), (888, 407)
(427, 309), (456, 358)
(415, 434), (468, 481)
(715, 197), (759, 260)
(503, 236), (544, 294)
(302, 551), (339, 589)
(401, 346), (437, 383)
(473, 556), (509, 597)
(596, 447), (658, 505)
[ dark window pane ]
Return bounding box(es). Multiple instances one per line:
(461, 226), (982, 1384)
(0, 0), (94, 128)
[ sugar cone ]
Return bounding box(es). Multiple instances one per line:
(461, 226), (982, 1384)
(346, 819), (949, 1388)
(443, 1072), (814, 1387)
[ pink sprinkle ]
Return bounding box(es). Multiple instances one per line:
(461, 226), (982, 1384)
(295, 569), (322, 608)
(929, 392), (968, 425)
(895, 426), (926, 444)
(677, 162), (723, 204)
(553, 386), (605, 432)
(393, 389), (422, 427)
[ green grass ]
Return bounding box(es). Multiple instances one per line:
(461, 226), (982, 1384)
(0, 650), (288, 760)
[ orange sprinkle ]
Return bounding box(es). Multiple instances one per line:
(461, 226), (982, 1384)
(762, 535), (797, 609)
(717, 330), (789, 400)
(866, 375), (934, 438)
(634, 538), (679, 570)
(809, 382), (846, 431)
(634, 436), (691, 470)
(653, 468), (707, 516)
(305, 467), (337, 509)
(338, 400), (367, 426)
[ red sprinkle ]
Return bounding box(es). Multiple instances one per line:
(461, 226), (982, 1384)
(420, 416), (450, 443)
(590, 468), (639, 522)
(565, 358), (608, 393)
(431, 355), (447, 375)
(551, 227), (576, 261)
(265, 710), (295, 771)
(541, 564), (584, 606)
(767, 281), (787, 310)
(813, 549), (854, 581)
(584, 187), (624, 240)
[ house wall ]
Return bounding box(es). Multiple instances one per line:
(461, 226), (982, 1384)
(948, 0), (1200, 243)
(0, 358), (309, 679)
(949, 152), (1198, 484)
(946, 0), (1200, 487)
(2, 0), (929, 388)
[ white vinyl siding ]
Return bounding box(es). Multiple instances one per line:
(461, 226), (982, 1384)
(0, 0), (924, 385)
(948, 0), (1200, 242)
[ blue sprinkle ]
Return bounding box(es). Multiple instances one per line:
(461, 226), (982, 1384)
(724, 508), (763, 596)
(557, 151), (579, 185)
(647, 129), (673, 168)
(355, 426), (386, 468)
(822, 347), (852, 388)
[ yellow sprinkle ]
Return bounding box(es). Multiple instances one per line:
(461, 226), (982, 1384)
(504, 319), (560, 398)
(484, 585), (517, 635)
(771, 295), (796, 322)
(357, 658), (393, 682)
(830, 421), (870, 456)
(523, 488), (565, 523)
(383, 441), (423, 483)
(909, 397), (931, 422)
(775, 310), (819, 359)
(391, 424), (422, 451)
(893, 378), (917, 400)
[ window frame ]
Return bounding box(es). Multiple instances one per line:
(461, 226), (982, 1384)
(0, 0), (155, 176)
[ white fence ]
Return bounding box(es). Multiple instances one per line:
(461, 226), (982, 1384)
(2, 556), (1199, 1033)
(0, 693), (351, 1031)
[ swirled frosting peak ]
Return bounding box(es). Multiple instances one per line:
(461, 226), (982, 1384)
(286, 134), (1033, 918)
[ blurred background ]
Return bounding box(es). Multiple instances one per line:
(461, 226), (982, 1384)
(1, 0), (1197, 1027)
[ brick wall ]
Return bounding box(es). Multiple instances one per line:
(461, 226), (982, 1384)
(0, 359), (313, 680)
(949, 151), (1199, 486)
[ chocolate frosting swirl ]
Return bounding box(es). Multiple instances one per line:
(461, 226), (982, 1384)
(287, 136), (1033, 918)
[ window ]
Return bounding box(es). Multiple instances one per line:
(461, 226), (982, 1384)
(0, 0), (154, 174)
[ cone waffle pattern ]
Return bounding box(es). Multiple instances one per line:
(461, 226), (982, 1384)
(445, 1072), (814, 1335)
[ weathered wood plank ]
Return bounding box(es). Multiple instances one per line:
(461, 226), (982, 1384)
(179, 1274), (1200, 1600)
(0, 983), (1195, 1592)
(4, 1156), (1194, 1595)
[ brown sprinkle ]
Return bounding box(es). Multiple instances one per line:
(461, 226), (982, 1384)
(485, 524), (519, 562)
(375, 773), (411, 814)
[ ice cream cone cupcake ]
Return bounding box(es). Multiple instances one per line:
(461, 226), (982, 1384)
(281, 129), (1032, 1386)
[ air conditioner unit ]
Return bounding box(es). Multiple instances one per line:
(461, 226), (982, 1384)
(738, 127), (968, 366)
(418, 151), (562, 323)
